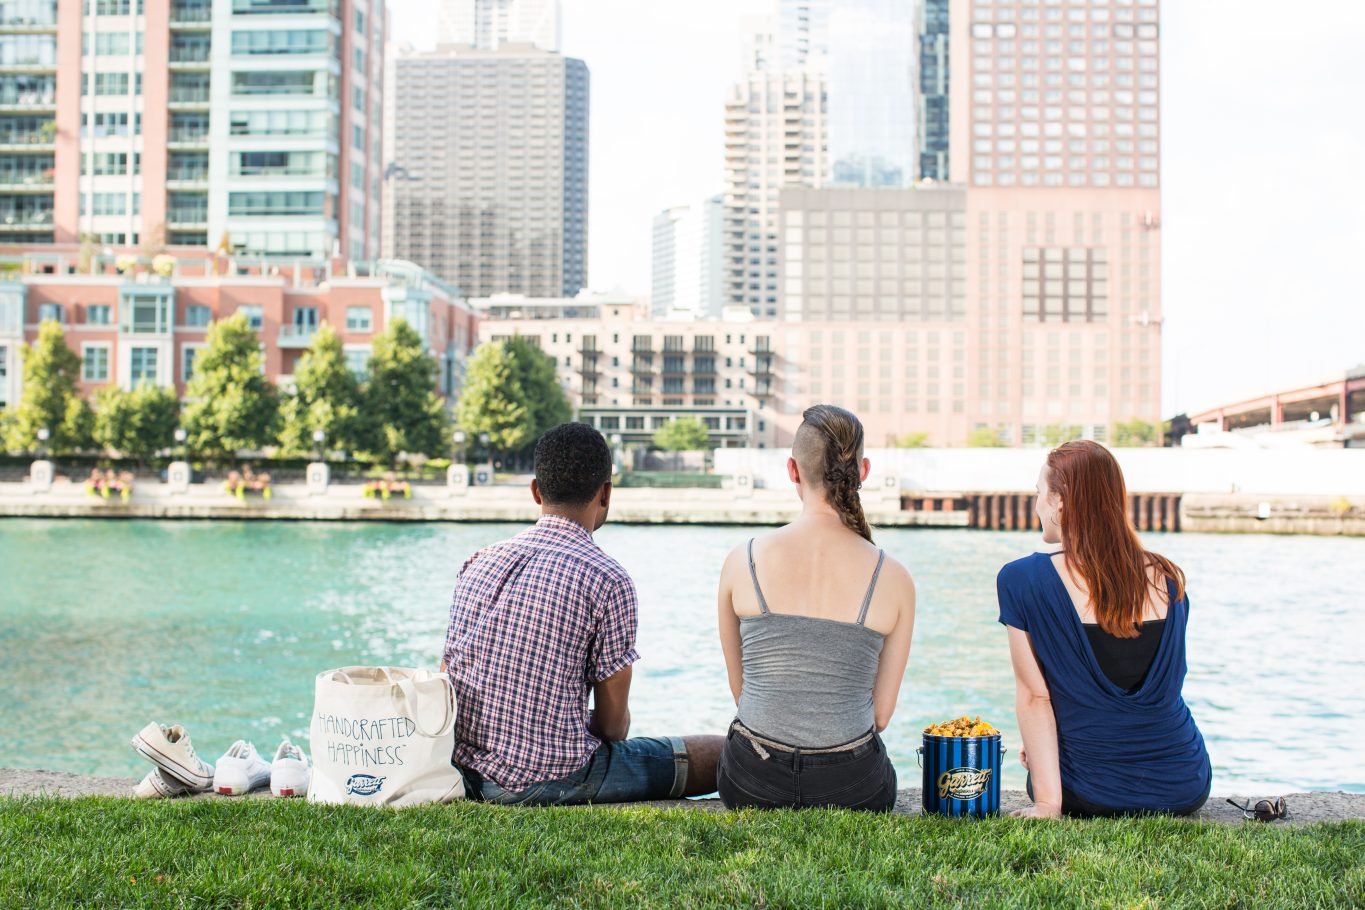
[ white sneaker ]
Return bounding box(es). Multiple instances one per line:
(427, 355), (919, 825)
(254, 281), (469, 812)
(131, 722), (215, 791)
(133, 767), (191, 799)
(270, 739), (311, 798)
(213, 740), (271, 796)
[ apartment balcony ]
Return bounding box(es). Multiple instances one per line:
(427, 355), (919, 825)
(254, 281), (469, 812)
(0, 208), (52, 228)
(0, 92), (55, 110)
(577, 361), (600, 378)
(165, 170), (208, 189)
(749, 355), (775, 377)
(168, 46), (211, 68)
(169, 2), (212, 26)
(166, 208), (208, 229)
(0, 130), (53, 151)
(577, 342), (600, 356)
(749, 338), (773, 355)
(0, 12), (57, 32)
(278, 325), (317, 349)
(630, 339), (653, 354)
(167, 128), (209, 148)
(629, 359), (654, 375)
(0, 57), (55, 74)
(168, 87), (211, 108)
(0, 170), (51, 192)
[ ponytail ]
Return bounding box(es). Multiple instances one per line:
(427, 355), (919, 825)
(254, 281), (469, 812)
(800, 404), (873, 542)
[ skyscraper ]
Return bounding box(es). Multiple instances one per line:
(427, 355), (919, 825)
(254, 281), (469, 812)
(0, 0), (383, 259)
(651, 196), (724, 319)
(918, 0), (950, 180)
(723, 67), (828, 317)
(438, 0), (560, 52)
(827, 0), (917, 188)
(383, 43), (588, 298)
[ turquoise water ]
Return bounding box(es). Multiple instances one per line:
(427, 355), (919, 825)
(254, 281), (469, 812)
(1, 519), (1361, 794)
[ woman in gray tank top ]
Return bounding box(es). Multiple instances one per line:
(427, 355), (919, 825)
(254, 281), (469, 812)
(716, 405), (917, 811)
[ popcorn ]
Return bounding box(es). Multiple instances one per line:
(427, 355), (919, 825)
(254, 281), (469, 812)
(924, 715), (1000, 737)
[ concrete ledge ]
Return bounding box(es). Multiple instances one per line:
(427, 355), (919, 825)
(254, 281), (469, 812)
(4, 769), (1361, 825)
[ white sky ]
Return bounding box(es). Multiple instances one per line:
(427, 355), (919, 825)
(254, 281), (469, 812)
(390, 0), (1365, 416)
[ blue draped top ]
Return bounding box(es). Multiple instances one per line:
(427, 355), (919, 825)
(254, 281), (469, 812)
(997, 552), (1212, 811)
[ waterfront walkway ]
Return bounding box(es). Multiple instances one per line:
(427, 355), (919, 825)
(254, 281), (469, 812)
(0, 478), (933, 527)
(3, 768), (1361, 826)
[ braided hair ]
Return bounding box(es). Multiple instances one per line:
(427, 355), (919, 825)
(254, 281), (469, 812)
(797, 404), (872, 542)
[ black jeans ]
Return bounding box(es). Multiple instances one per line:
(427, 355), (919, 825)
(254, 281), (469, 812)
(717, 722), (897, 812)
(1025, 772), (1211, 819)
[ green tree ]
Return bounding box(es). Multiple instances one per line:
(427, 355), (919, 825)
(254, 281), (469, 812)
(362, 318), (448, 463)
(1113, 419), (1159, 448)
(967, 426), (1006, 447)
(181, 313), (279, 460)
(277, 324), (364, 457)
(454, 341), (532, 456)
(503, 334), (571, 441)
(7, 320), (92, 455)
(92, 383), (179, 461)
(890, 431), (930, 448)
(652, 416), (711, 451)
(1039, 424), (1083, 447)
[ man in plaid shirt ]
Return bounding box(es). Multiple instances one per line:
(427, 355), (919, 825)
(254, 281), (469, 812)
(442, 422), (722, 804)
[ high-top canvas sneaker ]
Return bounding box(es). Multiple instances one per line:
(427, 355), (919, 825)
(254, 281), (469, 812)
(131, 722), (215, 791)
(213, 740), (271, 796)
(270, 739), (311, 798)
(132, 767), (191, 800)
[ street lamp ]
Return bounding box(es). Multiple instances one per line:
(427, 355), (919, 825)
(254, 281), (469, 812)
(36, 426), (49, 460)
(478, 432), (492, 474)
(312, 428), (326, 461)
(452, 429), (467, 463)
(173, 427), (187, 458)
(610, 433), (624, 474)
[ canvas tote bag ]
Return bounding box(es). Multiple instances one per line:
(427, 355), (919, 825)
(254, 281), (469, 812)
(307, 666), (465, 807)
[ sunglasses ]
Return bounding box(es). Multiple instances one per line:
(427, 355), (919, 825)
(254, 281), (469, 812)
(1226, 797), (1291, 822)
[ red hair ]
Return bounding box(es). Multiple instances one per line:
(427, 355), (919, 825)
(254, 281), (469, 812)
(1046, 440), (1186, 638)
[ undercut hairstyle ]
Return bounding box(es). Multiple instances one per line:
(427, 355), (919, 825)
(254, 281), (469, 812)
(792, 404), (873, 542)
(534, 422), (613, 506)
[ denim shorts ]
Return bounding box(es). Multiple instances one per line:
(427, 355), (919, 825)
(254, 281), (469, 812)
(717, 721), (897, 812)
(459, 736), (689, 806)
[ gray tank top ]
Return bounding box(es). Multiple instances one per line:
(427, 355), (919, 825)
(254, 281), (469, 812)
(736, 539), (888, 748)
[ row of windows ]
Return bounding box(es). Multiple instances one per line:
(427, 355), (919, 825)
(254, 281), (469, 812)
(227, 190), (327, 217)
(231, 29), (333, 56)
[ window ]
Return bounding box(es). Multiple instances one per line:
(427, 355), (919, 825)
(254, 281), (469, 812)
(86, 304), (111, 325)
(185, 304), (211, 327)
(227, 191), (325, 216)
(231, 29), (330, 55)
(344, 349), (368, 377)
(352, 123), (363, 150)
(129, 346), (157, 384)
(0, 346), (6, 405)
(38, 302), (62, 323)
(237, 304), (263, 329)
(93, 32), (131, 55)
(345, 306), (371, 331)
(121, 291), (172, 333)
(182, 346), (199, 381)
(92, 72), (130, 95)
(82, 345), (109, 381)
(229, 109), (329, 137)
(231, 70), (321, 96)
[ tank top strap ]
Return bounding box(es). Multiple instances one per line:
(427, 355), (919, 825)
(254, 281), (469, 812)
(855, 549), (886, 626)
(746, 538), (770, 615)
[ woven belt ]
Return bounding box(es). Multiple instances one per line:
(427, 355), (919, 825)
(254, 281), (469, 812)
(730, 721), (876, 761)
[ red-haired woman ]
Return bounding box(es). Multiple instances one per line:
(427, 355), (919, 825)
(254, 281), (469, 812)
(998, 441), (1211, 818)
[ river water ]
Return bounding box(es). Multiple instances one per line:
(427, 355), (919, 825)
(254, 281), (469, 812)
(1, 519), (1361, 794)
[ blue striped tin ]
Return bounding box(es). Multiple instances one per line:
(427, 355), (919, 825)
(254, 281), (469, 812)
(918, 733), (1005, 818)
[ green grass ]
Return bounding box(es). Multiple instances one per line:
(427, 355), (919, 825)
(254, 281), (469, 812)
(2, 798), (1362, 909)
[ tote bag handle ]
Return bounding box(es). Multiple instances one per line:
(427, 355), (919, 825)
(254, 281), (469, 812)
(330, 667), (457, 739)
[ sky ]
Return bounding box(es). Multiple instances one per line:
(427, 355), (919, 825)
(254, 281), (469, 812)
(390, 0), (1365, 417)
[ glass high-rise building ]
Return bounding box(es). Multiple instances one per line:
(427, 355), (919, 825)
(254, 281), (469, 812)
(918, 0), (950, 180)
(827, 0), (917, 188)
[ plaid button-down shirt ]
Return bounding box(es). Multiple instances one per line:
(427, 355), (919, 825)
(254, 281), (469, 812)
(443, 515), (640, 790)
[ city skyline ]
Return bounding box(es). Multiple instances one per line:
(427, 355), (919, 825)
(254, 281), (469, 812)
(391, 0), (1365, 418)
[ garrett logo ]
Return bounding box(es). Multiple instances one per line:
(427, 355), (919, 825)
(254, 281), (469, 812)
(937, 767), (992, 800)
(345, 774), (386, 797)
